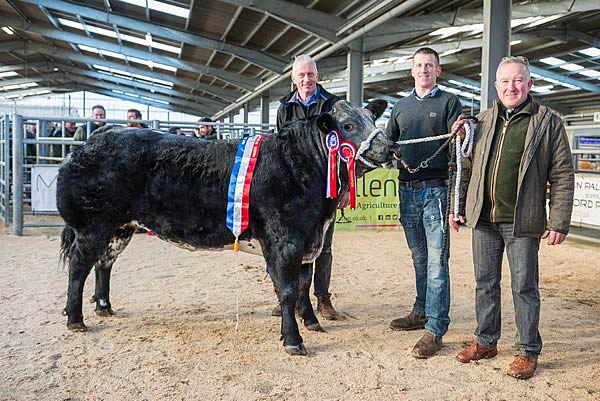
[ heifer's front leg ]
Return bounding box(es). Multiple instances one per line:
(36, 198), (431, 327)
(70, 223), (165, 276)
(297, 263), (323, 332)
(92, 266), (114, 316)
(272, 263), (306, 356)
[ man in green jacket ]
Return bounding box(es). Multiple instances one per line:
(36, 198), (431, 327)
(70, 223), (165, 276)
(450, 56), (574, 380)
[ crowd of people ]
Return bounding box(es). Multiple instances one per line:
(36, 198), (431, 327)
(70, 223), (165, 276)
(28, 49), (575, 381)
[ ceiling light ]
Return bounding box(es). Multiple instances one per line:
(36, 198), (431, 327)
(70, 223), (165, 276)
(539, 57), (564, 66)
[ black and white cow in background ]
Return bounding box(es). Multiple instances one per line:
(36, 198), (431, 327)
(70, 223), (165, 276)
(58, 99), (399, 355)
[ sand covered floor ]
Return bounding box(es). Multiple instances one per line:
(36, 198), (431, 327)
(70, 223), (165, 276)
(1, 228), (599, 401)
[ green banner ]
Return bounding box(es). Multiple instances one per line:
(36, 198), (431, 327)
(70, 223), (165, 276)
(335, 168), (401, 230)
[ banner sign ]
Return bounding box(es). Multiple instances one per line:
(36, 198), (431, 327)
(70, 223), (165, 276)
(335, 168), (400, 230)
(571, 173), (600, 227)
(31, 165), (60, 212)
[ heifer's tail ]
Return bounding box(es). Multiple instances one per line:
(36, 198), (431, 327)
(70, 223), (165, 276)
(59, 225), (76, 266)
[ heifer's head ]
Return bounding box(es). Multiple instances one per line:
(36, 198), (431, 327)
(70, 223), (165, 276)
(317, 100), (400, 176)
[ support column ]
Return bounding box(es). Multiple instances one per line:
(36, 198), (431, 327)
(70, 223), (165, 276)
(243, 104), (249, 124)
(260, 92), (270, 128)
(347, 38), (364, 107)
(481, 0), (511, 110)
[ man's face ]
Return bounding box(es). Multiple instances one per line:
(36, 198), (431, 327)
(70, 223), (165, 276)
(92, 107), (106, 126)
(64, 122), (76, 132)
(291, 62), (318, 101)
(196, 124), (213, 137)
(411, 53), (441, 90)
(127, 111), (141, 127)
(494, 62), (533, 109)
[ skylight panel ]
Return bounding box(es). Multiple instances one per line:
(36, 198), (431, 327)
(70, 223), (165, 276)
(396, 91), (411, 97)
(141, 96), (168, 105)
(439, 49), (461, 57)
(539, 57), (564, 66)
(526, 14), (565, 27)
(0, 71), (18, 78)
(127, 56), (177, 72)
(531, 85), (553, 93)
(0, 82), (39, 91)
(119, 0), (190, 18)
(578, 70), (600, 78)
(58, 18), (84, 30)
(578, 48), (600, 57)
(78, 44), (99, 54)
(560, 83), (579, 89)
(2, 27), (14, 35)
(559, 63), (584, 72)
(124, 92), (139, 98)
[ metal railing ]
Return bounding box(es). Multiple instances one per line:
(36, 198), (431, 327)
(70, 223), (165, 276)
(7, 114), (275, 235)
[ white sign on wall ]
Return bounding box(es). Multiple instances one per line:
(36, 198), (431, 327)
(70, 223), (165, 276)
(571, 174), (600, 227)
(31, 165), (60, 212)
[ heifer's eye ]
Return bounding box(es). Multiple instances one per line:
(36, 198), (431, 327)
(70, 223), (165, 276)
(344, 124), (354, 131)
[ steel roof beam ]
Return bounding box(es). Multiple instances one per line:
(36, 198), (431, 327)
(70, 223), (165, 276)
(364, 0), (600, 51)
(529, 65), (600, 94)
(219, 0), (341, 42)
(54, 66), (228, 109)
(1, 40), (241, 102)
(64, 83), (208, 116)
(2, 14), (259, 91)
(18, 0), (287, 73)
(60, 76), (222, 114)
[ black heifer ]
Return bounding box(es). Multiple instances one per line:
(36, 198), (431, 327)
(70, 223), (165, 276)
(58, 99), (396, 355)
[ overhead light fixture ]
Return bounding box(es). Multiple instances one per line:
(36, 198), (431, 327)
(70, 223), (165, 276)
(578, 47), (600, 57)
(539, 57), (565, 66)
(2, 26), (14, 35)
(119, 0), (190, 18)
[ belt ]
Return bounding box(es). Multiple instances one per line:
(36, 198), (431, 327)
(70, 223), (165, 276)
(399, 178), (448, 189)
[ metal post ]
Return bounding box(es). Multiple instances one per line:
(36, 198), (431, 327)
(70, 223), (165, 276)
(152, 120), (160, 129)
(481, 0), (511, 110)
(347, 38), (364, 106)
(260, 92), (270, 129)
(12, 114), (23, 236)
(3, 114), (9, 226)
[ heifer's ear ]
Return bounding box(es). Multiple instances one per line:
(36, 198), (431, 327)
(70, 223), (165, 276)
(317, 112), (335, 134)
(365, 99), (388, 120)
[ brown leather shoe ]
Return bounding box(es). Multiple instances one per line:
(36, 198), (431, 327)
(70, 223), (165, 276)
(508, 355), (538, 380)
(456, 342), (498, 363)
(411, 332), (442, 359)
(317, 294), (339, 320)
(390, 311), (427, 331)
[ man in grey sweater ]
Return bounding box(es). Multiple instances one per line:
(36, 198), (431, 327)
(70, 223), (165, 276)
(385, 47), (462, 358)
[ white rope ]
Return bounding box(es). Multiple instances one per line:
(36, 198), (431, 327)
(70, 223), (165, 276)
(396, 132), (453, 145)
(453, 120), (475, 219)
(356, 127), (385, 168)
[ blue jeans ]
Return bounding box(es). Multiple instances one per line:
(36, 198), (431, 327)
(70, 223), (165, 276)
(472, 222), (542, 356)
(399, 186), (450, 336)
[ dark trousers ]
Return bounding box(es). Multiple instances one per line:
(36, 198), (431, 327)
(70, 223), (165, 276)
(311, 223), (334, 298)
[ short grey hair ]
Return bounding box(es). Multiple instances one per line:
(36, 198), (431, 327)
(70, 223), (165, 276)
(496, 55), (531, 80)
(292, 54), (318, 74)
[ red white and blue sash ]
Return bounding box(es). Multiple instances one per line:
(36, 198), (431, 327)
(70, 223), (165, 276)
(226, 135), (265, 250)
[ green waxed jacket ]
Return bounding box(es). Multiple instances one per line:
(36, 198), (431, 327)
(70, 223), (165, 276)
(453, 99), (574, 237)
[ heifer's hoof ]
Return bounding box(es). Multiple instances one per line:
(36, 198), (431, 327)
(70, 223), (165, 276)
(284, 343), (307, 356)
(305, 322), (325, 332)
(89, 295), (96, 303)
(67, 322), (88, 332)
(95, 308), (114, 317)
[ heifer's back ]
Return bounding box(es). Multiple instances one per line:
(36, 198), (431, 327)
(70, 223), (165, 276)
(57, 124), (330, 249)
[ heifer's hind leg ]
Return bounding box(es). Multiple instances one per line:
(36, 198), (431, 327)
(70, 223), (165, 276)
(92, 225), (136, 317)
(297, 263), (323, 332)
(65, 226), (114, 332)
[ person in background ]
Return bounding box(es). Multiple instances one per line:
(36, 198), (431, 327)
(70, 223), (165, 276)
(194, 117), (218, 140)
(127, 108), (149, 128)
(71, 105), (106, 151)
(385, 47), (462, 359)
(273, 54), (344, 320)
(168, 126), (185, 136)
(49, 121), (77, 159)
(450, 56), (574, 380)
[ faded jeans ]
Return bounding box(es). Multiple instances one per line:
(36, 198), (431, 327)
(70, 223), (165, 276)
(472, 221), (542, 356)
(399, 186), (450, 336)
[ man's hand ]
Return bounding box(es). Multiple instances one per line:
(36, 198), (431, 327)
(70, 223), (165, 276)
(542, 230), (567, 245)
(338, 190), (350, 209)
(449, 213), (464, 232)
(451, 114), (467, 140)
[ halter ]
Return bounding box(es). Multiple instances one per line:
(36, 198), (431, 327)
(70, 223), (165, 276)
(355, 127), (388, 168)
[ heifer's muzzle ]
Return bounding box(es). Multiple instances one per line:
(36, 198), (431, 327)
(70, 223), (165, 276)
(356, 128), (400, 168)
